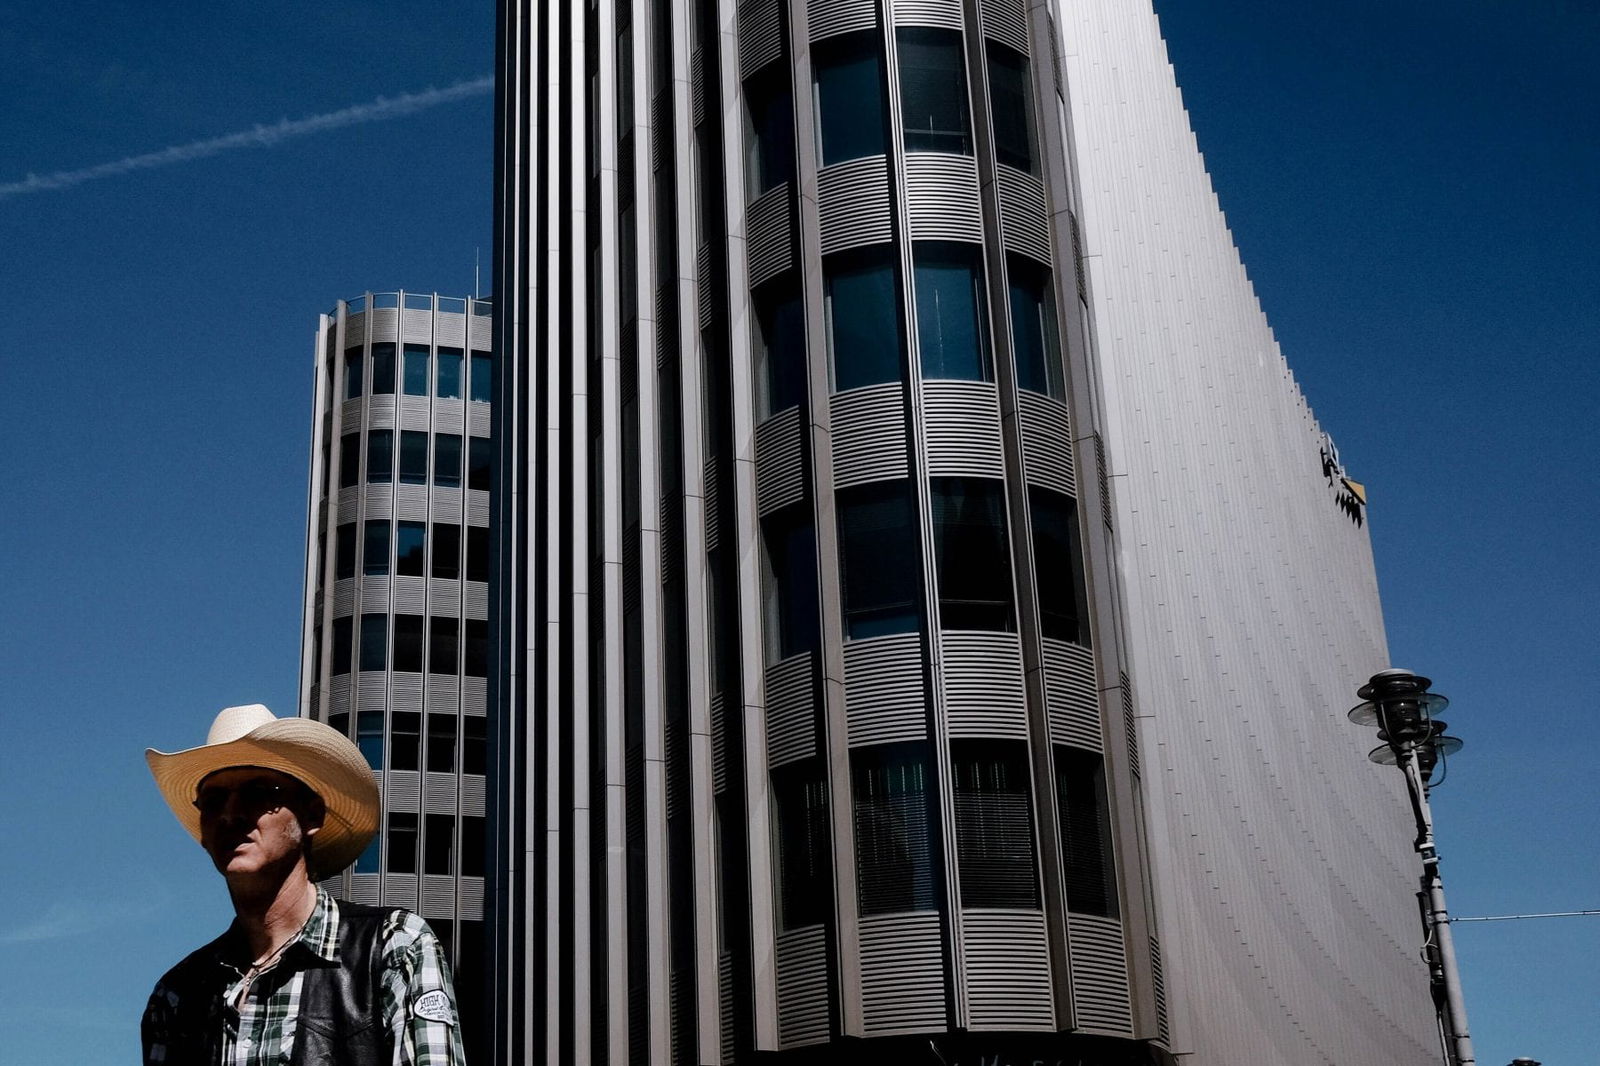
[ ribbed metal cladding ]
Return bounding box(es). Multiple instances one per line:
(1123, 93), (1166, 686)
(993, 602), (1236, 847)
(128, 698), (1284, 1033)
(1043, 638), (1100, 751)
(817, 157), (893, 254)
(962, 910), (1054, 1029)
(738, 0), (784, 77)
(765, 652), (818, 767)
(1066, 914), (1134, 1036)
(941, 631), (1027, 738)
(745, 184), (795, 288)
(755, 407), (805, 515)
(905, 155), (984, 242)
(997, 164), (1052, 264)
(978, 0), (1029, 52)
(842, 634), (926, 745)
(858, 913), (946, 1034)
(891, 0), (962, 31)
(923, 381), (1004, 478)
(1018, 392), (1076, 496)
(807, 0), (877, 41)
(775, 926), (831, 1046)
(829, 385), (909, 487)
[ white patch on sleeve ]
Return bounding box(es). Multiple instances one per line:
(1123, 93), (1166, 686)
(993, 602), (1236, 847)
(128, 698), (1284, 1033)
(411, 989), (455, 1025)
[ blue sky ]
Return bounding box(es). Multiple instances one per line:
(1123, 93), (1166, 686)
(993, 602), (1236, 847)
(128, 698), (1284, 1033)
(0, 1), (1593, 1063)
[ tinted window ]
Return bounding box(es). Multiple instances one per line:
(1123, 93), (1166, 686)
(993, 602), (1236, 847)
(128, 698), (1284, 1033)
(755, 276), (806, 417)
(464, 620), (489, 677)
(387, 812), (418, 873)
(1031, 488), (1090, 645)
(392, 711), (421, 771)
(853, 742), (937, 914)
(363, 520), (390, 576)
(332, 617), (353, 677)
(1056, 746), (1118, 916)
(914, 242), (990, 381)
(394, 614), (424, 673)
(773, 760), (830, 930)
(931, 477), (1014, 630)
(463, 717), (487, 776)
(372, 343), (397, 395)
(468, 436), (492, 491)
(396, 522), (426, 577)
(344, 348), (364, 400)
(837, 480), (919, 639)
(987, 44), (1034, 172)
(357, 710), (384, 769)
(429, 616), (459, 675)
(359, 613), (388, 671)
(744, 64), (795, 197)
(826, 249), (901, 392)
(403, 345), (430, 396)
(367, 430), (393, 484)
(760, 505), (818, 662)
(899, 29), (971, 154)
(437, 347), (464, 399)
(461, 815), (486, 877)
(427, 713), (458, 773)
(433, 523), (462, 580)
(425, 813), (455, 875)
(400, 431), (429, 485)
(466, 526), (489, 583)
(953, 742), (1039, 908)
(1008, 257), (1063, 398)
(435, 434), (463, 488)
(470, 351), (493, 403)
(335, 523), (356, 580)
(814, 34), (885, 165)
(339, 433), (360, 488)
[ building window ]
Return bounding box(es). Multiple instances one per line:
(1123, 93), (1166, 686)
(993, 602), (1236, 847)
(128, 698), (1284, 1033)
(1055, 746), (1118, 917)
(825, 248), (901, 393)
(813, 33), (885, 165)
(343, 348), (364, 400)
(461, 815), (486, 877)
(433, 523), (462, 580)
(392, 711), (421, 771)
(387, 812), (419, 874)
(914, 242), (990, 382)
(331, 618), (353, 677)
(435, 433), (463, 488)
(427, 713), (458, 772)
(952, 741), (1039, 908)
(437, 347), (464, 399)
(931, 477), (1014, 631)
(393, 614), (424, 673)
(363, 520), (390, 576)
(358, 613), (388, 671)
(754, 275), (806, 418)
(403, 344), (430, 396)
(367, 430), (393, 484)
(468, 436), (492, 491)
(1031, 488), (1090, 645)
(335, 523), (356, 580)
(837, 480), (919, 639)
(898, 28), (971, 155)
(466, 526), (489, 583)
(463, 716), (487, 775)
(772, 760), (830, 930)
(760, 505), (818, 662)
(464, 619), (488, 677)
(1008, 257), (1064, 398)
(429, 616), (459, 675)
(372, 343), (397, 395)
(470, 351), (493, 403)
(396, 521), (426, 577)
(400, 431), (429, 485)
(853, 742), (937, 915)
(356, 709), (384, 769)
(744, 63), (794, 198)
(339, 433), (360, 488)
(425, 813), (456, 875)
(987, 43), (1035, 173)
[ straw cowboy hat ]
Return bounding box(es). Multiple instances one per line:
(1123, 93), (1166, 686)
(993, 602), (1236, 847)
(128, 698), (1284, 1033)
(147, 704), (380, 876)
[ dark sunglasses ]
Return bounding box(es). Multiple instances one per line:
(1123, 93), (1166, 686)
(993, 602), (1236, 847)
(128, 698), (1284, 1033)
(193, 780), (299, 816)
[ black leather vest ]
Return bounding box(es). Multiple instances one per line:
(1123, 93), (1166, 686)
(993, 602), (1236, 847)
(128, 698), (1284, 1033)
(289, 901), (390, 1066)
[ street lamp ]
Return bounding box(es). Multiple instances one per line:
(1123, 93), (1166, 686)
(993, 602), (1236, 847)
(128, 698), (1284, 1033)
(1349, 668), (1474, 1066)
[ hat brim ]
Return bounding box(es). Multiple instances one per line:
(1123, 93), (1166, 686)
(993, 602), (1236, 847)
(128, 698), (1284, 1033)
(147, 718), (379, 877)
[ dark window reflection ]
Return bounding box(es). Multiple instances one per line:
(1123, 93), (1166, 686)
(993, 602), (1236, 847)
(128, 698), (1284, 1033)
(837, 480), (920, 639)
(814, 34), (885, 165)
(931, 477), (1014, 631)
(826, 249), (901, 392)
(988, 43), (1035, 172)
(1008, 257), (1064, 398)
(899, 28), (971, 155)
(914, 242), (990, 382)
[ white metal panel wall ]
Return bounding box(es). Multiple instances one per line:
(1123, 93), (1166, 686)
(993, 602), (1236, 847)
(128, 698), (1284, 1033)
(1061, 0), (1438, 1059)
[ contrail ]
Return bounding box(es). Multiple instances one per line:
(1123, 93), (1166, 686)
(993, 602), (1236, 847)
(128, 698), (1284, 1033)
(0, 76), (492, 201)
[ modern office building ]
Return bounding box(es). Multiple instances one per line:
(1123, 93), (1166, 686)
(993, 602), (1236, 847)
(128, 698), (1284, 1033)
(297, 291), (496, 1057)
(488, 1), (1434, 1064)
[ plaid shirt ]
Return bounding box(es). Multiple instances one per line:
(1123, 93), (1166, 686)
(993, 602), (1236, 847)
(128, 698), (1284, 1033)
(143, 888), (464, 1065)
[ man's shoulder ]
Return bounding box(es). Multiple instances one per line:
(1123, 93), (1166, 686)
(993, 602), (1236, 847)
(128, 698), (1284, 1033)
(327, 898), (436, 953)
(149, 929), (231, 1004)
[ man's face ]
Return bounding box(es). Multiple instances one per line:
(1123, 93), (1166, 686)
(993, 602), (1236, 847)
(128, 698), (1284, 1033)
(195, 768), (322, 881)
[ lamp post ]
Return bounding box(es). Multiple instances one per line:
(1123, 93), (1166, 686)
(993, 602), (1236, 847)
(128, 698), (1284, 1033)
(1349, 668), (1474, 1066)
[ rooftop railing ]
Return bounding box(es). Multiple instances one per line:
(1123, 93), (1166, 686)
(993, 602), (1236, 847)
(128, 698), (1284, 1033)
(334, 292), (492, 317)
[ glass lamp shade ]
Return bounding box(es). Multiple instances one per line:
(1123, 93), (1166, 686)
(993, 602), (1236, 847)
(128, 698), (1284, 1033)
(1348, 691), (1449, 728)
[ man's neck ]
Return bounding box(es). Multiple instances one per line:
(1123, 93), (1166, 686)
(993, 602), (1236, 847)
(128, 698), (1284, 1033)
(229, 868), (319, 964)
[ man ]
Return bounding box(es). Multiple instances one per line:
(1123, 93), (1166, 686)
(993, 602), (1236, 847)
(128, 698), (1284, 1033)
(143, 704), (465, 1065)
